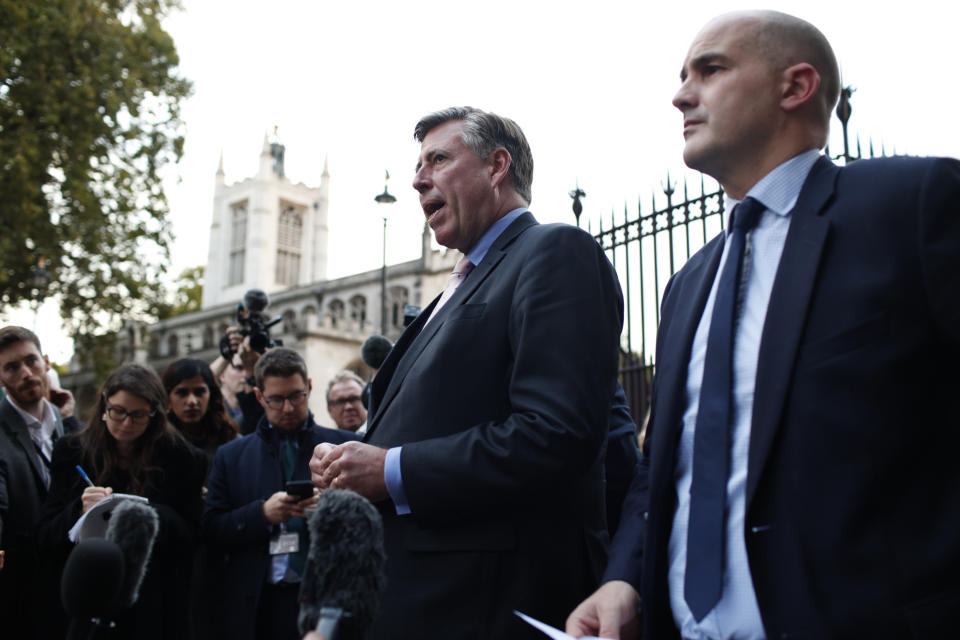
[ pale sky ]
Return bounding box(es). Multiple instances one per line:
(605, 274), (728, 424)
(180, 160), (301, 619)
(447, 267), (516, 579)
(7, 0), (959, 364)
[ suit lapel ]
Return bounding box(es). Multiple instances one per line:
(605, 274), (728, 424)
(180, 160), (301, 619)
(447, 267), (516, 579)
(649, 234), (726, 488)
(746, 156), (838, 507)
(365, 212), (537, 439)
(0, 398), (47, 488)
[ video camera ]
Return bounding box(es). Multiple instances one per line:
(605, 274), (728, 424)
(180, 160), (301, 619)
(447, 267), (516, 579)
(219, 289), (284, 359)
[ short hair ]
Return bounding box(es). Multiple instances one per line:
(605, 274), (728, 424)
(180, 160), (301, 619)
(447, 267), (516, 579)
(326, 370), (365, 403)
(0, 326), (42, 354)
(414, 106), (534, 204)
(254, 347), (308, 389)
(748, 11), (841, 130)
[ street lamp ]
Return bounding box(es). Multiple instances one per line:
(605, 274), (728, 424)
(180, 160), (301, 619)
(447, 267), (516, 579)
(374, 171), (396, 335)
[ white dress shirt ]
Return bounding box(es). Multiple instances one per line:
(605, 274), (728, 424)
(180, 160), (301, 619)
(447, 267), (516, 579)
(667, 150), (821, 640)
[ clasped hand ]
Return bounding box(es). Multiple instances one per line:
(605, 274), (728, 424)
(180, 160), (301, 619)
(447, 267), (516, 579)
(309, 441), (388, 502)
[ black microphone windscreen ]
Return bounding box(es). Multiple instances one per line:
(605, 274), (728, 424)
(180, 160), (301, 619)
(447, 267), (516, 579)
(61, 538), (126, 619)
(105, 499), (159, 609)
(360, 335), (393, 370)
(298, 489), (386, 639)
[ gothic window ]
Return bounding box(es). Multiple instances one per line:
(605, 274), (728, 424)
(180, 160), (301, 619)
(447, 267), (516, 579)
(276, 202), (303, 286)
(203, 325), (215, 349)
(328, 299), (345, 329)
(167, 333), (179, 357)
(228, 201), (248, 287)
(283, 309), (297, 334)
(349, 295), (367, 329)
(388, 286), (410, 329)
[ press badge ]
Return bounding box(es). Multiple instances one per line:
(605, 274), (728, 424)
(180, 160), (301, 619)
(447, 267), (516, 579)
(269, 532), (300, 555)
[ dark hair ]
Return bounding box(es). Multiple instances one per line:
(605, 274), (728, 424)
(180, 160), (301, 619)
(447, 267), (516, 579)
(414, 106), (534, 204)
(161, 358), (237, 449)
(0, 325), (42, 353)
(254, 347), (308, 389)
(80, 364), (184, 494)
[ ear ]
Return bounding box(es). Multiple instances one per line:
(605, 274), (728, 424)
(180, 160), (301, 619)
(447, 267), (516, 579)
(307, 379), (312, 394)
(43, 354), (51, 373)
(254, 386), (266, 409)
(487, 147), (513, 189)
(780, 62), (821, 112)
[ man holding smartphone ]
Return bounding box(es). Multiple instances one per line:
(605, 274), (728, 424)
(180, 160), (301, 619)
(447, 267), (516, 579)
(203, 348), (358, 640)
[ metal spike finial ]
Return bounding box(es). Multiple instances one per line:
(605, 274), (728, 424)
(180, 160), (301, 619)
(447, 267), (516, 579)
(569, 182), (586, 227)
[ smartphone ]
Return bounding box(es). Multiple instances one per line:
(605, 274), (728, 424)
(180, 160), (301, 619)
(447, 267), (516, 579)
(285, 480), (315, 499)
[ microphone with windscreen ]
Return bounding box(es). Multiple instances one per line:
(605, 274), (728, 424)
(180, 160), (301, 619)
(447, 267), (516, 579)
(360, 335), (393, 370)
(104, 499), (159, 609)
(298, 489), (386, 640)
(61, 538), (126, 639)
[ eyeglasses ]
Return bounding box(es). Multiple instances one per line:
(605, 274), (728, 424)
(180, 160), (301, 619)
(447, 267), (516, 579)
(263, 391), (309, 407)
(328, 395), (362, 408)
(105, 405), (157, 424)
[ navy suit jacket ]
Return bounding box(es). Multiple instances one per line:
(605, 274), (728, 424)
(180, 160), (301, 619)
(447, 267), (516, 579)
(364, 212), (623, 639)
(201, 413), (357, 640)
(606, 155), (960, 640)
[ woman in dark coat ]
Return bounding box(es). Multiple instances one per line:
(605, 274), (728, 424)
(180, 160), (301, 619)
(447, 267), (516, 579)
(36, 364), (206, 640)
(161, 357), (238, 464)
(161, 357), (239, 638)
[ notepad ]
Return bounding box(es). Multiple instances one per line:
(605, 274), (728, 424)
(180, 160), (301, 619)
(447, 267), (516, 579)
(68, 493), (149, 543)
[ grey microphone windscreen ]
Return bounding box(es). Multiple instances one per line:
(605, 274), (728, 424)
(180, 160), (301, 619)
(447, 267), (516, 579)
(298, 489), (386, 639)
(104, 499), (159, 609)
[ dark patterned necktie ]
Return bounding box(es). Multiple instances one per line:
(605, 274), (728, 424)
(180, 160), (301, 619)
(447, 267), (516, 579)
(685, 196), (765, 621)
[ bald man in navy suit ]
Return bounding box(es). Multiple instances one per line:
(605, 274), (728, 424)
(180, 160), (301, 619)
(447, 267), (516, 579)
(568, 10), (960, 640)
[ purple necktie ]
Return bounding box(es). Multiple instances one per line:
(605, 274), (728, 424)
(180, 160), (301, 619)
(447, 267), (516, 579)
(425, 256), (473, 326)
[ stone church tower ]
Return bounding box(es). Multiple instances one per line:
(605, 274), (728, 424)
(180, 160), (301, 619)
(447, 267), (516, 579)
(202, 132), (330, 308)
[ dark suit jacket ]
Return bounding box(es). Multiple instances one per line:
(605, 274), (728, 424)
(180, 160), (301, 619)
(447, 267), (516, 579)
(201, 413), (357, 640)
(365, 212), (623, 640)
(0, 397), (65, 638)
(606, 155), (960, 640)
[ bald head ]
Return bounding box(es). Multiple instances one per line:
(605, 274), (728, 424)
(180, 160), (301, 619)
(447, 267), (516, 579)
(710, 11), (840, 128)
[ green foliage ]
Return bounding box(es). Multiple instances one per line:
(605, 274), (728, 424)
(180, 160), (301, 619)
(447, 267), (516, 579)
(0, 0), (192, 345)
(158, 264), (203, 319)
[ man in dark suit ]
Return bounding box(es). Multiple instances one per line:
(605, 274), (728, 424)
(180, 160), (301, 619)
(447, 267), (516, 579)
(567, 10), (960, 640)
(310, 107), (623, 639)
(203, 348), (357, 640)
(0, 326), (67, 638)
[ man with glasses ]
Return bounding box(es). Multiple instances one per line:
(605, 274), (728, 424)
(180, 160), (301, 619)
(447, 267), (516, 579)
(0, 325), (69, 638)
(325, 370), (367, 435)
(203, 348), (358, 640)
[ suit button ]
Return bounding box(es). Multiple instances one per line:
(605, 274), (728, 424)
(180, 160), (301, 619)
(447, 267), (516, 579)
(750, 524), (773, 534)
(643, 511), (649, 520)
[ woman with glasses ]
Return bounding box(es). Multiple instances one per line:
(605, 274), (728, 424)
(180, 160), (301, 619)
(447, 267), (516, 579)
(35, 364), (206, 640)
(161, 357), (238, 463)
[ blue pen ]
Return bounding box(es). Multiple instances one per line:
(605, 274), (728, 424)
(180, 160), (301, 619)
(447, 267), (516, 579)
(75, 465), (94, 487)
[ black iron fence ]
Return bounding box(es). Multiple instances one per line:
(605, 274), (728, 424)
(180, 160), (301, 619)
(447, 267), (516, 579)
(585, 88), (884, 427)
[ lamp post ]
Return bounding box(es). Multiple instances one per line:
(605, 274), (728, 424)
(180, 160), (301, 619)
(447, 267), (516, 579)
(374, 171), (396, 335)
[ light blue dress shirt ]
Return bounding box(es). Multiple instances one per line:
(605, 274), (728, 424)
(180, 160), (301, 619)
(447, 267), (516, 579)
(667, 150), (820, 640)
(384, 208), (528, 515)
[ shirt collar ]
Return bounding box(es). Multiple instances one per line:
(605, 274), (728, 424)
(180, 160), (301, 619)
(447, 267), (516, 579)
(465, 208), (527, 266)
(7, 395), (53, 429)
(723, 149), (822, 229)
